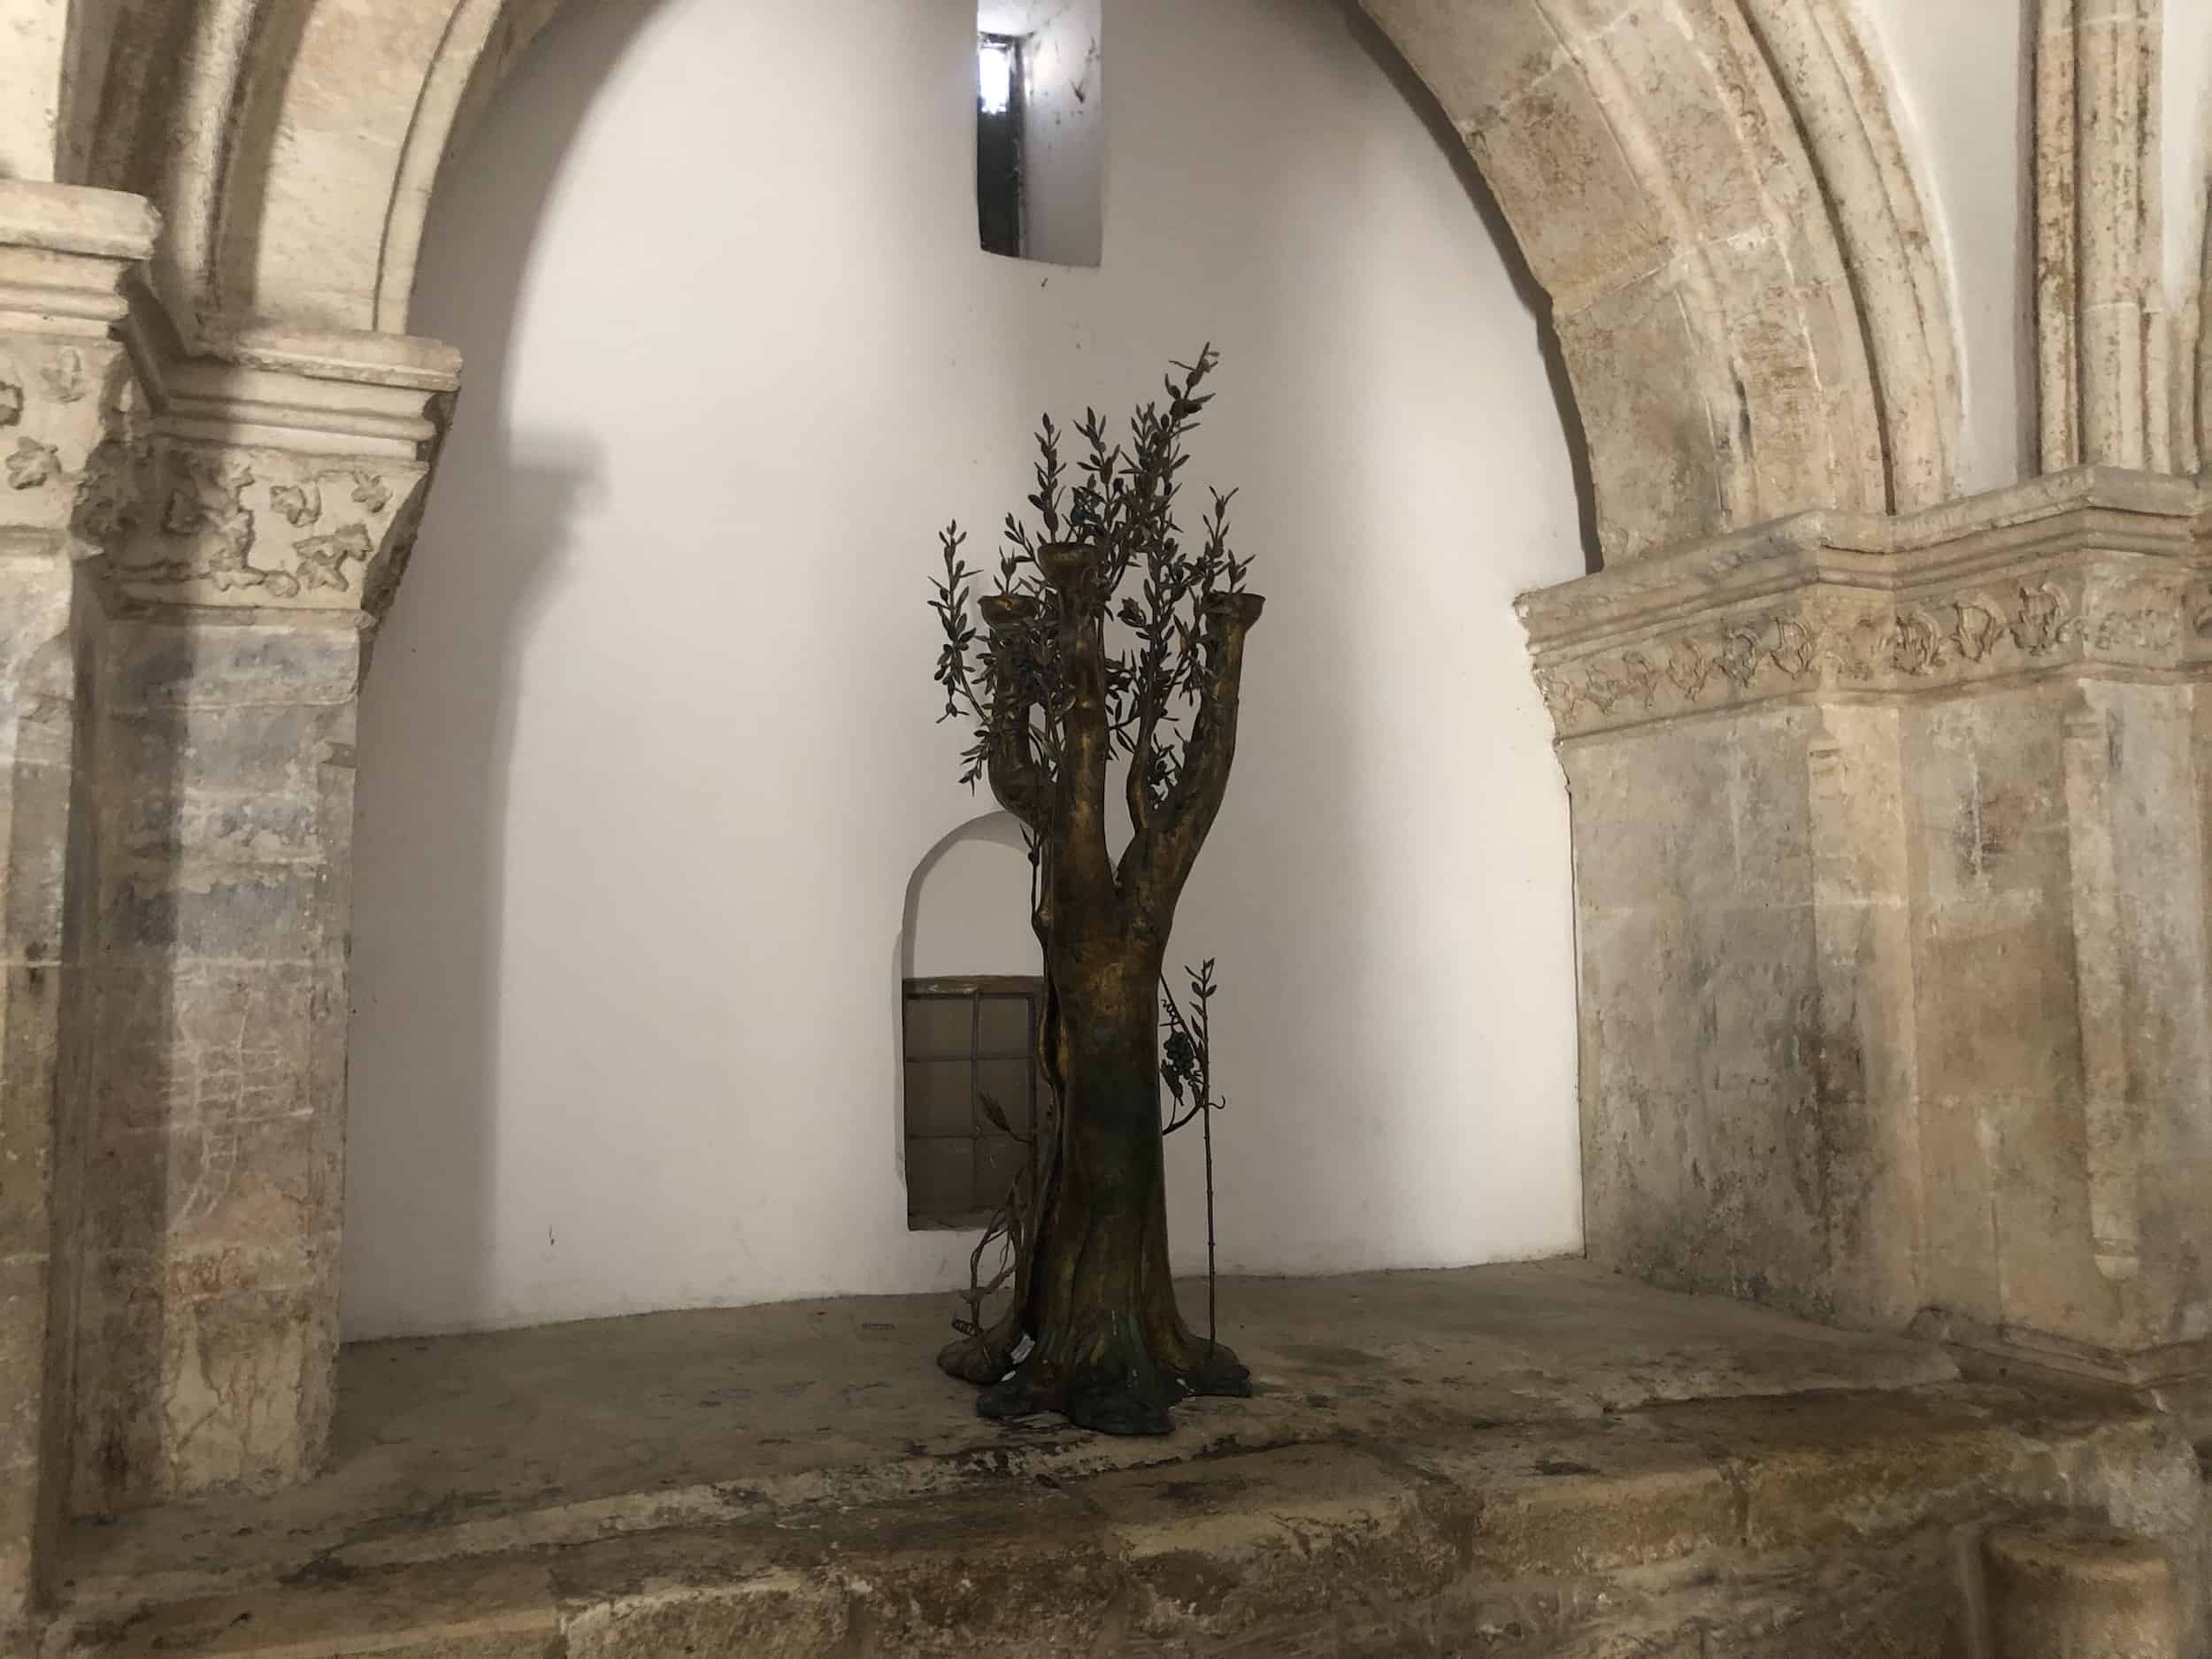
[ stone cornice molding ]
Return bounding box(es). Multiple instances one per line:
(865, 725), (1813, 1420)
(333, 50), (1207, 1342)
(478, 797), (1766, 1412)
(120, 299), (458, 460)
(0, 180), (159, 335)
(0, 180), (160, 264)
(1517, 468), (2212, 740)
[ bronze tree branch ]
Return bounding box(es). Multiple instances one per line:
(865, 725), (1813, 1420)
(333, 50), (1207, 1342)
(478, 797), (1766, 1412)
(926, 349), (1263, 1435)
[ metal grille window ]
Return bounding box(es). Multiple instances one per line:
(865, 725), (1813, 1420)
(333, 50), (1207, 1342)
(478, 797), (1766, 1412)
(903, 976), (1043, 1228)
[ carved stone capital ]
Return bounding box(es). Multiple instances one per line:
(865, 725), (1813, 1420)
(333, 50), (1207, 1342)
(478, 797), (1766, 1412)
(0, 184), (457, 618)
(1517, 468), (2211, 741)
(81, 307), (458, 617)
(96, 441), (432, 612)
(0, 182), (160, 548)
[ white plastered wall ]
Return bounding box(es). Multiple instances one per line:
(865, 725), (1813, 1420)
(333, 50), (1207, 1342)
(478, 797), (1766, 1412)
(342, 0), (1586, 1338)
(1020, 0), (1103, 267)
(2168, 0), (2212, 446)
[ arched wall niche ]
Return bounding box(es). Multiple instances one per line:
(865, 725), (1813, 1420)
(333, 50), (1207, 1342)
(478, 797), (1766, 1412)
(897, 812), (1041, 1232)
(78, 0), (1961, 567)
(902, 813), (1037, 984)
(342, 0), (1592, 1335)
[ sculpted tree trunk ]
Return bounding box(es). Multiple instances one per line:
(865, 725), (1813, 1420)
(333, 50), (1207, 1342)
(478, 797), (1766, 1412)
(928, 351), (1262, 1434)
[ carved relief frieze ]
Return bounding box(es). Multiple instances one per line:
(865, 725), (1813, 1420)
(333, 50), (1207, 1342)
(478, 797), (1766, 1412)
(131, 451), (299, 595)
(40, 346), (88, 405)
(1532, 570), (2192, 737)
(70, 438), (146, 546)
(270, 480), (319, 526)
(2008, 581), (2082, 654)
(5, 435), (59, 490)
(0, 334), (137, 540)
(104, 441), (425, 611)
(293, 524), (375, 592)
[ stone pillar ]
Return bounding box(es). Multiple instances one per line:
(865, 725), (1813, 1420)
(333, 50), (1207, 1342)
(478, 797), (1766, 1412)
(0, 180), (157, 1634)
(1985, 1518), (2184, 1659)
(2035, 0), (2172, 471)
(1521, 468), (2212, 1387)
(59, 327), (455, 1513)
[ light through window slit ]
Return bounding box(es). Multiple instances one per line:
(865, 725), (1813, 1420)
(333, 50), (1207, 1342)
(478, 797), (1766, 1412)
(979, 35), (1016, 116)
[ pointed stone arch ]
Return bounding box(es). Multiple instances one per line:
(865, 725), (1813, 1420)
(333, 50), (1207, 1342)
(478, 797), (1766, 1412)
(80, 0), (1958, 566)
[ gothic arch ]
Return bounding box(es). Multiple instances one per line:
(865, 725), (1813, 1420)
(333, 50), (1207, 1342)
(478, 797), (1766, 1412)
(79, 0), (1958, 566)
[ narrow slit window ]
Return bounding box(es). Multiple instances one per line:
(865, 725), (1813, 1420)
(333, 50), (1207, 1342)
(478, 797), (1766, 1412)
(974, 1), (1102, 266)
(975, 34), (1025, 259)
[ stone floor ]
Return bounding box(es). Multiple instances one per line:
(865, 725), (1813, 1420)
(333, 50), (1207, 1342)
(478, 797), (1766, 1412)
(37, 1262), (2208, 1656)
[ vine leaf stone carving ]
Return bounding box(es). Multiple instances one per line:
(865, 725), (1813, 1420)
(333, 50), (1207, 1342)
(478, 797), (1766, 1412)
(272, 481), (322, 526)
(1533, 667), (1581, 722)
(349, 471), (390, 514)
(2009, 582), (2082, 653)
(1619, 651), (1660, 709)
(1952, 602), (2001, 662)
(72, 442), (140, 542)
(293, 523), (374, 592)
(40, 348), (88, 404)
(1535, 562), (2206, 738)
(1769, 618), (1816, 679)
(0, 381), (21, 428)
(1717, 626), (1763, 688)
(1585, 662), (1625, 714)
(6, 436), (60, 489)
(1667, 640), (1713, 700)
(1889, 610), (1947, 676)
(144, 454), (298, 595)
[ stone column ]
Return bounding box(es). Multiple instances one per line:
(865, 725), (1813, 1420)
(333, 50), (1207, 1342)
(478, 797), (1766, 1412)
(2035, 0), (2172, 471)
(0, 180), (157, 1634)
(1985, 1518), (2185, 1659)
(1521, 468), (2212, 1389)
(61, 326), (455, 1512)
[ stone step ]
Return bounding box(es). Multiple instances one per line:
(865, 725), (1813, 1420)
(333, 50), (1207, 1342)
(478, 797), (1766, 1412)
(46, 1263), (1965, 1623)
(40, 1383), (2203, 1659)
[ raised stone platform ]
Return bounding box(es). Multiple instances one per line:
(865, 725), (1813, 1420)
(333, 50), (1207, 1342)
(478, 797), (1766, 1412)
(34, 1262), (2208, 1656)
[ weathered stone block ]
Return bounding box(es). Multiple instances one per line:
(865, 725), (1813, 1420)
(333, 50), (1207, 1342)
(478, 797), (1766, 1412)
(1523, 470), (2212, 1385)
(0, 964), (64, 1253)
(0, 1254), (50, 1464)
(1597, 0), (1776, 246)
(1984, 1518), (2184, 1659)
(566, 1576), (848, 1659)
(1467, 63), (1665, 304)
(104, 863), (334, 962)
(88, 1111), (334, 1260)
(3, 757), (72, 964)
(88, 960), (334, 1134)
(1087, 1442), (1457, 1644)
(1403, 1421), (1738, 1576)
(73, 1236), (339, 1509)
(0, 1441), (37, 1643)
(1359, 0), (1563, 132)
(108, 619), (364, 714)
(1553, 276), (1727, 561)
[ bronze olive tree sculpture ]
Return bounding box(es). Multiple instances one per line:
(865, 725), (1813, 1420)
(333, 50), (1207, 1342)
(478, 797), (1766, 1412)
(928, 348), (1263, 1435)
